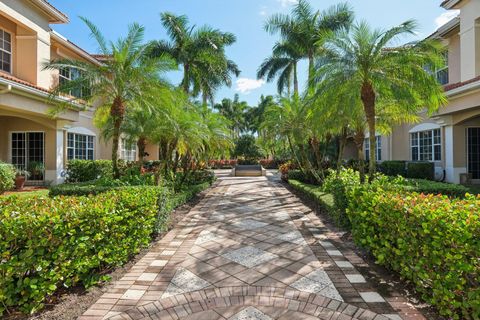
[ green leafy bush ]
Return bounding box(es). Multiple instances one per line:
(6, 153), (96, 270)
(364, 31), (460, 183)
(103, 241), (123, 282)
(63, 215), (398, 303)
(0, 187), (167, 315)
(288, 179), (340, 224)
(404, 178), (469, 198)
(406, 161), (434, 180)
(287, 170), (321, 185)
(347, 185), (480, 319)
(379, 160), (406, 177)
(65, 160), (113, 182)
(0, 162), (15, 194)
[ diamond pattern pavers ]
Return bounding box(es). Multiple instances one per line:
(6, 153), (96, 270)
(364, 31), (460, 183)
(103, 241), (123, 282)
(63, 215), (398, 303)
(80, 173), (426, 320)
(222, 246), (278, 268)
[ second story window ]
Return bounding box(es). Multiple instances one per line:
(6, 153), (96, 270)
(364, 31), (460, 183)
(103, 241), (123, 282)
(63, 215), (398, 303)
(436, 51), (449, 85)
(0, 29), (12, 73)
(59, 67), (89, 99)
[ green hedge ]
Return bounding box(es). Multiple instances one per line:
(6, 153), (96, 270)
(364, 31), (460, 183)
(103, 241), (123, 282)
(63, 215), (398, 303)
(288, 180), (342, 225)
(406, 162), (435, 180)
(347, 186), (479, 319)
(379, 160), (406, 177)
(65, 160), (113, 183)
(0, 178), (214, 316)
(0, 162), (15, 194)
(404, 178), (469, 198)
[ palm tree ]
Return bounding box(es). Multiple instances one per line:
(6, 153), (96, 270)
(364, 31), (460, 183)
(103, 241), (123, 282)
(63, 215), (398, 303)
(314, 20), (447, 180)
(265, 1), (353, 84)
(149, 13), (239, 97)
(257, 41), (302, 96)
(45, 18), (175, 178)
(213, 94), (249, 139)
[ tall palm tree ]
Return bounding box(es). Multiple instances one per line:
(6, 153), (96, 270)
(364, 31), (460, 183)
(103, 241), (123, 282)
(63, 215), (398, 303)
(265, 0), (353, 84)
(45, 18), (175, 178)
(149, 13), (239, 97)
(314, 20), (447, 180)
(257, 41), (302, 96)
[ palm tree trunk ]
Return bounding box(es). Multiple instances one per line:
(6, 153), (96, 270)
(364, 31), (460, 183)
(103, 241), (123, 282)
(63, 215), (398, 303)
(354, 128), (366, 184)
(137, 136), (147, 164)
(308, 53), (314, 88)
(293, 61), (299, 96)
(183, 64), (190, 94)
(202, 92), (208, 106)
(111, 97), (125, 179)
(361, 82), (376, 182)
(337, 127), (348, 174)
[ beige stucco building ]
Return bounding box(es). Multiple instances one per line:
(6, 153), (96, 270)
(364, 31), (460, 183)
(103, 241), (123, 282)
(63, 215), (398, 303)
(0, 0), (159, 184)
(345, 0), (480, 184)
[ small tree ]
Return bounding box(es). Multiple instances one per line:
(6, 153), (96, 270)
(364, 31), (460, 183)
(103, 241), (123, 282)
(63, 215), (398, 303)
(314, 20), (447, 181)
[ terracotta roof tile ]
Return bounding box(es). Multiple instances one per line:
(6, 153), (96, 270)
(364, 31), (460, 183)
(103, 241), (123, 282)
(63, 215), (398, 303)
(444, 76), (480, 92)
(0, 72), (50, 93)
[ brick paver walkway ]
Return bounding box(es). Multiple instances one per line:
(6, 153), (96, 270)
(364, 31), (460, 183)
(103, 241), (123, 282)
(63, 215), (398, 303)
(80, 173), (425, 320)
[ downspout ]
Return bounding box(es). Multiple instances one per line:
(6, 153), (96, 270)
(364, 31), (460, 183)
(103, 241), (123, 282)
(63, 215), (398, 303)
(0, 84), (12, 94)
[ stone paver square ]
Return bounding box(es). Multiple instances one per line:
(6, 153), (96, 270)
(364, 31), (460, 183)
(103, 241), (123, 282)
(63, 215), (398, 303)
(346, 274), (366, 283)
(137, 273), (157, 281)
(276, 230), (306, 244)
(229, 306), (273, 320)
(334, 260), (354, 268)
(232, 219), (269, 230)
(359, 291), (386, 303)
(162, 268), (210, 298)
(150, 260), (168, 267)
(222, 246), (278, 268)
(121, 289), (145, 300)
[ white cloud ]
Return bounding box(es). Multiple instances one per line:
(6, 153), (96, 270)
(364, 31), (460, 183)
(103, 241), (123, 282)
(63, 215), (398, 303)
(259, 5), (268, 16)
(235, 78), (265, 94)
(435, 10), (460, 28)
(277, 0), (298, 8)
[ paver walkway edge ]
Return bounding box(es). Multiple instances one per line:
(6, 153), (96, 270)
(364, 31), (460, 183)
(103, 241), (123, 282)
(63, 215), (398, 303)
(80, 172), (426, 320)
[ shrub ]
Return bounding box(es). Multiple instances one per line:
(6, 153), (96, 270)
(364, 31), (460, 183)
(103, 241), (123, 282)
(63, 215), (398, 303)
(379, 160), (406, 177)
(279, 160), (297, 180)
(233, 135), (263, 159)
(347, 186), (480, 319)
(0, 186), (167, 315)
(237, 158), (259, 165)
(0, 162), (15, 194)
(406, 161), (434, 180)
(259, 159), (284, 169)
(288, 180), (340, 224)
(65, 160), (113, 183)
(208, 159), (237, 169)
(404, 178), (469, 198)
(287, 169), (321, 185)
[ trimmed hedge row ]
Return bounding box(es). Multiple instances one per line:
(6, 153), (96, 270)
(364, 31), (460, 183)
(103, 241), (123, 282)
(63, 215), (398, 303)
(291, 169), (478, 318)
(65, 159), (113, 183)
(379, 161), (435, 180)
(348, 185), (479, 319)
(0, 180), (213, 316)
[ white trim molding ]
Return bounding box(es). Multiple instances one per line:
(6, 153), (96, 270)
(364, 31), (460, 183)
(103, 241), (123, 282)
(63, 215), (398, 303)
(409, 123), (441, 133)
(67, 126), (96, 136)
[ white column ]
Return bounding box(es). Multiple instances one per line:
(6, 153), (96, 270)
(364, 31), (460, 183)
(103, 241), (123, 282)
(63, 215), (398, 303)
(44, 128), (65, 185)
(444, 125), (467, 183)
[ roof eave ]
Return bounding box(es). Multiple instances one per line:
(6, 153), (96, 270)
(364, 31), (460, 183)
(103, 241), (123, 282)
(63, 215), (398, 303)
(50, 31), (102, 66)
(428, 16), (460, 40)
(28, 0), (69, 24)
(441, 0), (462, 9)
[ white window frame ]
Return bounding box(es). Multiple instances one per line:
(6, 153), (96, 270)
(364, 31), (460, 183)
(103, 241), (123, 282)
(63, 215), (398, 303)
(0, 29), (12, 74)
(67, 133), (95, 160)
(435, 51), (449, 85)
(59, 67), (87, 98)
(365, 136), (381, 162)
(121, 138), (137, 161)
(410, 128), (441, 162)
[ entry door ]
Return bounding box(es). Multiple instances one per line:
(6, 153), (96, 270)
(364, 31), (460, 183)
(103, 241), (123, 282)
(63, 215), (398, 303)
(467, 128), (480, 181)
(11, 132), (45, 181)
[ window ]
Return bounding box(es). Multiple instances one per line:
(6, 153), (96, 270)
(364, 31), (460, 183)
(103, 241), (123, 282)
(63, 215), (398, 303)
(67, 133), (94, 160)
(59, 67), (89, 98)
(365, 136), (381, 161)
(121, 138), (137, 161)
(436, 51), (449, 85)
(410, 129), (441, 161)
(0, 29), (12, 73)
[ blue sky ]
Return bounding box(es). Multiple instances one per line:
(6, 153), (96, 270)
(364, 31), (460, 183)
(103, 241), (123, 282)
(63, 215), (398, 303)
(49, 0), (454, 106)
